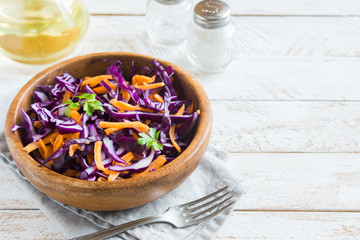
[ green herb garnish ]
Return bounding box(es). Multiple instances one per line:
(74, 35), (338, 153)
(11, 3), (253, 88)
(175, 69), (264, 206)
(137, 128), (163, 151)
(64, 93), (104, 117)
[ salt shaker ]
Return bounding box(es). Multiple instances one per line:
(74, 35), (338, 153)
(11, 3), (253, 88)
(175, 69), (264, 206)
(145, 0), (192, 46)
(186, 0), (235, 72)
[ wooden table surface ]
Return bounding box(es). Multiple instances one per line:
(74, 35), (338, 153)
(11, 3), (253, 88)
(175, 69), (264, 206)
(1, 0), (360, 239)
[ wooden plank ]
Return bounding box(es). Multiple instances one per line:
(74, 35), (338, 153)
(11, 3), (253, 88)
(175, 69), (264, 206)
(191, 57), (360, 101)
(2, 56), (360, 103)
(216, 211), (360, 240)
(0, 164), (36, 209)
(71, 16), (360, 58)
(84, 0), (360, 16)
(0, 210), (63, 239)
(1, 209), (359, 240)
(230, 153), (360, 210)
(1, 153), (360, 211)
(210, 101), (360, 153)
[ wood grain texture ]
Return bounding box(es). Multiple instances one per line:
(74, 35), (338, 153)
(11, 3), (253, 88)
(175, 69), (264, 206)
(230, 153), (360, 210)
(211, 101), (360, 153)
(1, 0), (360, 238)
(1, 209), (359, 240)
(216, 211), (360, 240)
(1, 57), (360, 107)
(1, 153), (359, 211)
(0, 210), (63, 240)
(190, 57), (360, 101)
(0, 164), (36, 209)
(70, 16), (360, 58)
(84, 0), (360, 16)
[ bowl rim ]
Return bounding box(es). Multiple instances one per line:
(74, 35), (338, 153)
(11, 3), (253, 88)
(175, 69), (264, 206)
(5, 52), (212, 191)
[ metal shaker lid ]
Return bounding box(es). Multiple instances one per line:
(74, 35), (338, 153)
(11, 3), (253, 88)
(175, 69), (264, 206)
(194, 0), (231, 29)
(155, 0), (184, 5)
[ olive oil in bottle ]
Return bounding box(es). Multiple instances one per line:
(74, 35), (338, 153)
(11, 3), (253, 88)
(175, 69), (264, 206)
(0, 0), (89, 64)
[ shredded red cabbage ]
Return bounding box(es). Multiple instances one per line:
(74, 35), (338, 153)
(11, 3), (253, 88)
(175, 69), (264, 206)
(12, 59), (199, 181)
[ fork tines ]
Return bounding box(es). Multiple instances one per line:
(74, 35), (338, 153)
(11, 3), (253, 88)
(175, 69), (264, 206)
(181, 186), (235, 223)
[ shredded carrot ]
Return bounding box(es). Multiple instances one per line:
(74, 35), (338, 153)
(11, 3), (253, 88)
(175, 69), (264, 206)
(53, 135), (64, 153)
(23, 131), (55, 153)
(132, 75), (155, 85)
(46, 145), (52, 157)
(169, 104), (185, 153)
(76, 113), (83, 125)
(99, 121), (150, 134)
(53, 135), (61, 149)
(34, 121), (42, 128)
(169, 126), (181, 153)
(62, 90), (73, 103)
(44, 130), (59, 142)
(176, 104), (185, 116)
(104, 128), (122, 135)
(120, 89), (131, 102)
(132, 155), (167, 178)
(38, 139), (48, 159)
(92, 79), (117, 94)
(121, 152), (134, 164)
(81, 75), (113, 87)
(72, 132), (80, 140)
(23, 130), (59, 153)
(70, 110), (80, 122)
(144, 119), (151, 125)
(62, 133), (73, 141)
(94, 141), (106, 171)
(108, 171), (120, 181)
(110, 99), (153, 113)
(132, 131), (139, 140)
(153, 94), (164, 103)
(196, 110), (201, 115)
(134, 82), (164, 90)
(69, 144), (82, 157)
(108, 152), (134, 181)
(97, 177), (107, 182)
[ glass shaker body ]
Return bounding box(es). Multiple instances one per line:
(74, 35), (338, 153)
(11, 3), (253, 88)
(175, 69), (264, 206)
(0, 0), (89, 64)
(186, 0), (235, 72)
(145, 0), (192, 46)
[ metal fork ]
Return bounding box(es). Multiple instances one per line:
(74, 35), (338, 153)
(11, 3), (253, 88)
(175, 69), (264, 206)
(70, 186), (235, 240)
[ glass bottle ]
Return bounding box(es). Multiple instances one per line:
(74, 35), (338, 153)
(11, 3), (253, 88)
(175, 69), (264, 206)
(186, 0), (235, 72)
(145, 0), (192, 46)
(0, 0), (89, 64)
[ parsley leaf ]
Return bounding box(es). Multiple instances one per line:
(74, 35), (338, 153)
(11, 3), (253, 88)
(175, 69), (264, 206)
(64, 93), (104, 117)
(137, 128), (163, 151)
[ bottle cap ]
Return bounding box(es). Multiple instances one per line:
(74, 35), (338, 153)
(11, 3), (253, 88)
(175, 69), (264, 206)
(194, 0), (231, 29)
(155, 0), (184, 5)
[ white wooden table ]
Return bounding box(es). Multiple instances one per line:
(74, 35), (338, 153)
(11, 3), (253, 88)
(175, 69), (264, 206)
(1, 0), (360, 239)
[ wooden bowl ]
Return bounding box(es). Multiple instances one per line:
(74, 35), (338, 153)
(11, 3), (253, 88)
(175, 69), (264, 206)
(5, 52), (212, 211)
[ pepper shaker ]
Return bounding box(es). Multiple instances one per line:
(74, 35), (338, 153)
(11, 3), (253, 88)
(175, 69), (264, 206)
(186, 0), (235, 72)
(145, 0), (192, 46)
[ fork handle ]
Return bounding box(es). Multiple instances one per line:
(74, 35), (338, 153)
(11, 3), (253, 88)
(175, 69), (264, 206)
(69, 215), (163, 240)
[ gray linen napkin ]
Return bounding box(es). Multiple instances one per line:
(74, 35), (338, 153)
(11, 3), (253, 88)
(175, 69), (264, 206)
(0, 132), (246, 240)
